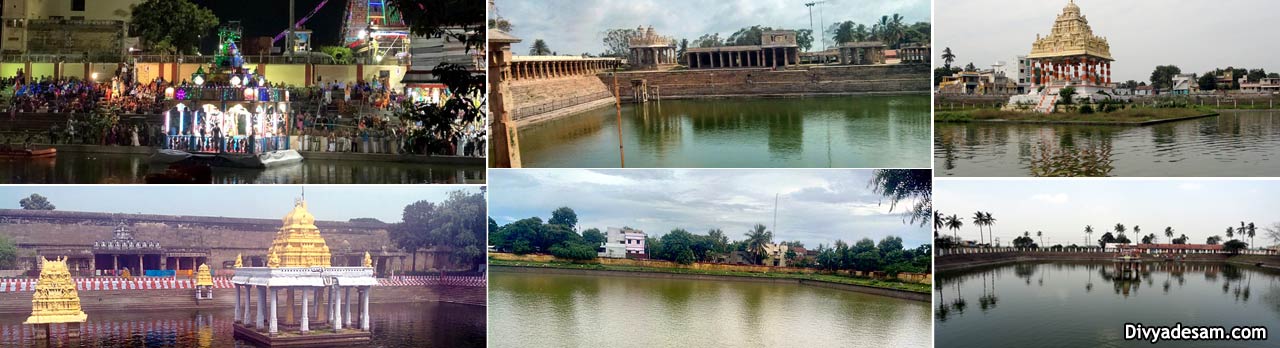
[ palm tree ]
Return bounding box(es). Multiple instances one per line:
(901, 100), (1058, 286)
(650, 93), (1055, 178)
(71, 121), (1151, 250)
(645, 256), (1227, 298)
(984, 212), (997, 247)
(1114, 223), (1126, 241)
(530, 39), (552, 55)
(973, 211), (987, 245)
(1036, 231), (1043, 247)
(933, 210), (944, 238)
(1164, 227), (1174, 244)
(1226, 226), (1234, 239)
(1084, 225), (1094, 247)
(1134, 225), (1141, 241)
(945, 215), (964, 244)
(941, 47), (956, 69)
(744, 224), (773, 265)
(1247, 222), (1257, 247)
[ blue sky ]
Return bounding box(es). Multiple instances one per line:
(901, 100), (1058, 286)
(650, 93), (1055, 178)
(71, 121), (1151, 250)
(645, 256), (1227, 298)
(494, 0), (930, 56)
(489, 169), (930, 248)
(0, 186), (483, 223)
(935, 179), (1280, 247)
(935, 0), (1280, 83)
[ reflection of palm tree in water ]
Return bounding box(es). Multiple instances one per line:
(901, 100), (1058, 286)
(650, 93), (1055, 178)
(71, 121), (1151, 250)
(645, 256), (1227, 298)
(1085, 263), (1094, 292)
(935, 281), (950, 322)
(951, 282), (967, 314)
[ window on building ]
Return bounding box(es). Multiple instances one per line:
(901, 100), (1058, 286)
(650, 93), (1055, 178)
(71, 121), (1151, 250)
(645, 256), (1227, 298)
(72, 0), (86, 11)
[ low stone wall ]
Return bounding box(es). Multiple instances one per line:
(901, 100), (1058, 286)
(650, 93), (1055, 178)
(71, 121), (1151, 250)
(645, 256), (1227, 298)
(936, 251), (1233, 272)
(606, 64), (929, 100)
(490, 252), (929, 284)
(509, 76), (614, 121)
(492, 265), (928, 302)
(0, 284), (475, 314)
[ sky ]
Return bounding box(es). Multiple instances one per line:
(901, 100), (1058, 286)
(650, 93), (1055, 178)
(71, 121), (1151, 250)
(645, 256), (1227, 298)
(494, 0), (930, 56)
(489, 169), (930, 248)
(934, 0), (1280, 83)
(935, 180), (1280, 248)
(0, 186), (482, 224)
(193, 0), (347, 52)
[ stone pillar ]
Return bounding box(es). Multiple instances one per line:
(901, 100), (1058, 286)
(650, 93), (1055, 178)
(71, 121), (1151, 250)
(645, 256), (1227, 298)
(360, 286), (370, 330)
(314, 288), (324, 323)
(234, 285), (242, 323)
(286, 288), (295, 324)
(344, 287), (352, 327)
(269, 287), (278, 335)
(138, 255), (143, 274)
(300, 287), (309, 333)
(244, 285), (253, 324)
(113, 255), (118, 272)
(333, 287), (343, 331)
(256, 286), (265, 329)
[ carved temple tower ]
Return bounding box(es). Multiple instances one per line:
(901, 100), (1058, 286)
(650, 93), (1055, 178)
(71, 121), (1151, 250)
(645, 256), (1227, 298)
(1010, 0), (1116, 113)
(25, 257), (88, 338)
(267, 200), (332, 268)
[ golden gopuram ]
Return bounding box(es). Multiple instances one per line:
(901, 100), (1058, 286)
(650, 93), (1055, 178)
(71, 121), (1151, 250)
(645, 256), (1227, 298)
(25, 257), (88, 338)
(267, 199), (332, 267)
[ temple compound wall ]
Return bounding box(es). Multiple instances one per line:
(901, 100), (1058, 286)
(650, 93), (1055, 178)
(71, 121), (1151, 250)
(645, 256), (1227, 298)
(606, 64), (930, 100)
(0, 209), (455, 276)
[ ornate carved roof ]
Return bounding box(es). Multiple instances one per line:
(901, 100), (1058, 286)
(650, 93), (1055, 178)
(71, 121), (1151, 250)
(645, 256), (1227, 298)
(1028, 0), (1112, 60)
(25, 257), (87, 324)
(628, 26), (674, 48)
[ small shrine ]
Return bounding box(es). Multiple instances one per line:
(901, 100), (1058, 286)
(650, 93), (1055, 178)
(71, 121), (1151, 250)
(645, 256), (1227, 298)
(1007, 0), (1118, 113)
(232, 198), (376, 346)
(25, 257), (88, 339)
(195, 263), (214, 300)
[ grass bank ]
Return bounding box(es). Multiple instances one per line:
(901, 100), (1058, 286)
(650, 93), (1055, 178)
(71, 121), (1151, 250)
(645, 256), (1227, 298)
(489, 258), (930, 294)
(935, 107), (1217, 125)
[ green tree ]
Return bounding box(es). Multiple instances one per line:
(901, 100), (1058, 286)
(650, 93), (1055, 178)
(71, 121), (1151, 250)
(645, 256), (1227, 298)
(1097, 232), (1116, 248)
(1198, 73), (1217, 91)
(727, 25), (772, 46)
(19, 194), (55, 210)
(945, 215), (964, 243)
(320, 46), (354, 64)
(130, 0), (218, 55)
(1223, 239), (1247, 254)
(869, 169), (932, 226)
(1084, 225), (1094, 248)
(796, 29), (813, 52)
(1149, 65), (1182, 91)
(693, 33), (723, 48)
(424, 190), (487, 271)
(548, 207), (578, 229)
(488, 17), (513, 32)
(530, 39), (552, 55)
(582, 228), (606, 246)
(548, 243), (596, 260)
(601, 28), (638, 58)
(1164, 227), (1174, 244)
(0, 235), (14, 269)
(677, 39), (689, 64)
(941, 47), (956, 69)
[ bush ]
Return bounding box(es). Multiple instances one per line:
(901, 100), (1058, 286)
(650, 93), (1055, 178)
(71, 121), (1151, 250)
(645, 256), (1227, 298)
(1079, 104), (1094, 114)
(549, 242), (598, 260)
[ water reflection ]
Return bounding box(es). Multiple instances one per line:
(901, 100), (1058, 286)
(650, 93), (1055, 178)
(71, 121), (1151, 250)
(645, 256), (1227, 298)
(935, 261), (1280, 348)
(935, 110), (1280, 176)
(0, 153), (484, 184)
(518, 95), (931, 168)
(0, 302), (483, 348)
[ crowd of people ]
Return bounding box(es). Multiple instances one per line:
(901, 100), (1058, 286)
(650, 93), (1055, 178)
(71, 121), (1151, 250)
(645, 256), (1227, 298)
(3, 68), (485, 158)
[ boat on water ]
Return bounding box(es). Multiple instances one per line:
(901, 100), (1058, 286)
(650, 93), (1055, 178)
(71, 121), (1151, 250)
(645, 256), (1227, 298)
(149, 149), (303, 169)
(0, 147), (56, 159)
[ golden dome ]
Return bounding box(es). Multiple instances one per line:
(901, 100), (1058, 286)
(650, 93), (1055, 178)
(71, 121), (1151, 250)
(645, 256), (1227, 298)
(1028, 0), (1112, 60)
(196, 263), (213, 286)
(266, 199), (331, 267)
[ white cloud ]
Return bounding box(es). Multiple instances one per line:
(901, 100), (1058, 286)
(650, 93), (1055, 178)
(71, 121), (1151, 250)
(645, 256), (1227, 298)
(1031, 193), (1070, 204)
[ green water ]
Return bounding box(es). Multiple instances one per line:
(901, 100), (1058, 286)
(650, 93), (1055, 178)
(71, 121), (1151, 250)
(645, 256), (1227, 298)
(517, 95), (931, 168)
(0, 152), (485, 184)
(936, 262), (1280, 347)
(489, 271), (932, 347)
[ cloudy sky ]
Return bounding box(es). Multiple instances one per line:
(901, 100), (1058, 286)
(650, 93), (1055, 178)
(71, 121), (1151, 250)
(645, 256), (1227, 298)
(0, 186), (482, 223)
(489, 169), (930, 248)
(494, 0), (929, 56)
(936, 180), (1280, 247)
(935, 0), (1280, 83)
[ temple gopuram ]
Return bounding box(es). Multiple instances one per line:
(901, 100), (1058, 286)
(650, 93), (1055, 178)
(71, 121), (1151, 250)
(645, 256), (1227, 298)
(25, 257), (88, 339)
(231, 198), (376, 345)
(1008, 0), (1118, 113)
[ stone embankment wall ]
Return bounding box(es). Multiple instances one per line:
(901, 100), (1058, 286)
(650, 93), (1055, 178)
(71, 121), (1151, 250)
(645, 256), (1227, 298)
(493, 265), (930, 302)
(936, 251), (1233, 272)
(606, 64), (929, 100)
(0, 284), (481, 314)
(509, 76), (614, 124)
(490, 252), (930, 284)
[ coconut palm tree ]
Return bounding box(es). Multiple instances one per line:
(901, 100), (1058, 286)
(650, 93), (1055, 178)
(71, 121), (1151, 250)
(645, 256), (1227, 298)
(1247, 222), (1257, 247)
(529, 39), (552, 55)
(941, 47), (956, 69)
(1226, 226), (1234, 239)
(1165, 227), (1174, 244)
(1134, 225), (1141, 241)
(1037, 231), (1044, 247)
(933, 210), (944, 238)
(1114, 223), (1126, 241)
(945, 215), (964, 244)
(744, 224), (773, 265)
(973, 211), (987, 245)
(1084, 225), (1094, 247)
(984, 212), (997, 247)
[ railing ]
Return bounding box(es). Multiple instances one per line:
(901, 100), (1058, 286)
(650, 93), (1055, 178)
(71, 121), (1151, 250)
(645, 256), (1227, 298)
(512, 90), (614, 120)
(162, 135), (289, 154)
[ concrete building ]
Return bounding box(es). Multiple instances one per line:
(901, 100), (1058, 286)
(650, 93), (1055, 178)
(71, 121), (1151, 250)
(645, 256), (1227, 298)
(1170, 74), (1195, 95)
(761, 243), (789, 267)
(686, 30), (799, 69)
(402, 27), (483, 104)
(938, 68), (1019, 95)
(1240, 77), (1280, 94)
(1, 0), (142, 58)
(605, 227), (646, 257)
